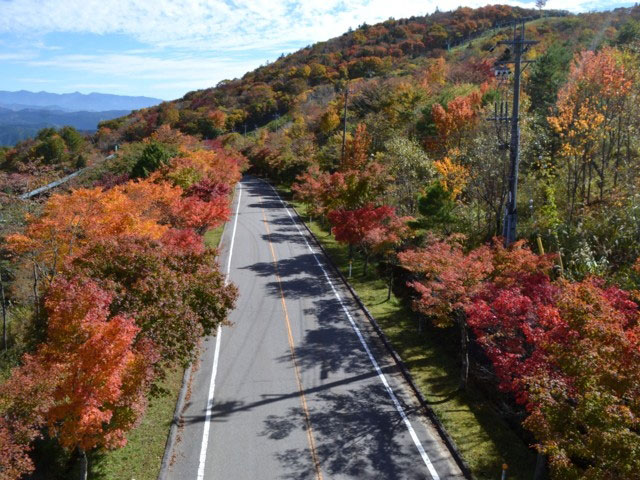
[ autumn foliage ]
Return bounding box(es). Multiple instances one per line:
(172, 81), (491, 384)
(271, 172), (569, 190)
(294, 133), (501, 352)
(328, 204), (412, 256)
(293, 123), (389, 215)
(431, 84), (488, 150)
(42, 278), (154, 452)
(5, 5), (640, 479)
(401, 236), (640, 477)
(1, 139), (242, 476)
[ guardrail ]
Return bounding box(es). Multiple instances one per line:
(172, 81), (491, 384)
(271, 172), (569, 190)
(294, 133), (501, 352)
(18, 153), (116, 200)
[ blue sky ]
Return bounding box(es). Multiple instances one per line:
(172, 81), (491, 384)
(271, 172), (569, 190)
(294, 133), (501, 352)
(0, 0), (635, 101)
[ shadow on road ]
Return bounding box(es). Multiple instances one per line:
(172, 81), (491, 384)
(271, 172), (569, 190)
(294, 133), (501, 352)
(260, 384), (425, 480)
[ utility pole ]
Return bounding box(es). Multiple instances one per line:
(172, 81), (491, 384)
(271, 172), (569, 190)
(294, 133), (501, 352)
(341, 82), (349, 162)
(492, 20), (538, 246)
(274, 113), (281, 133)
(1, 270), (6, 353)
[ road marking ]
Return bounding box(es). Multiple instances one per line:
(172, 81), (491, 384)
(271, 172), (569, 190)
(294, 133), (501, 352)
(262, 209), (324, 480)
(196, 184), (242, 480)
(265, 182), (441, 480)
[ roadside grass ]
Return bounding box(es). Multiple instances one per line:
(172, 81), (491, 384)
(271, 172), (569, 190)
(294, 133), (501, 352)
(204, 223), (225, 249)
(288, 197), (536, 480)
(90, 223), (226, 479)
(89, 366), (184, 480)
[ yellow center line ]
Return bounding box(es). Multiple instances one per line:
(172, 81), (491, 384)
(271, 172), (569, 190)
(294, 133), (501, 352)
(262, 208), (323, 480)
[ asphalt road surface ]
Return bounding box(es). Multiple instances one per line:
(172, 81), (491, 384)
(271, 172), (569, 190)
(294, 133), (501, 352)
(165, 176), (465, 480)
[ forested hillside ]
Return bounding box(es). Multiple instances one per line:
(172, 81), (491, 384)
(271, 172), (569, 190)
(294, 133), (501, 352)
(2, 4), (640, 479)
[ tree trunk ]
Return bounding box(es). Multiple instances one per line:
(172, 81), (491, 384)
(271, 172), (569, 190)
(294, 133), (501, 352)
(569, 155), (582, 225)
(79, 449), (88, 480)
(363, 253), (369, 276)
(533, 451), (547, 480)
(387, 267), (393, 302)
(614, 117), (622, 188)
(586, 160), (592, 205)
(1, 271), (6, 353)
(32, 262), (39, 318)
(580, 158), (587, 205)
(458, 316), (469, 390)
(600, 136), (606, 201)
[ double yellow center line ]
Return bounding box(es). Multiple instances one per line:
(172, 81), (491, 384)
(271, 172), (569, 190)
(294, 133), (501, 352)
(261, 209), (323, 480)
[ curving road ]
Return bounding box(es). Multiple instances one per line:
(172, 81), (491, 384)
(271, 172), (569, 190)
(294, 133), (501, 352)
(164, 176), (464, 480)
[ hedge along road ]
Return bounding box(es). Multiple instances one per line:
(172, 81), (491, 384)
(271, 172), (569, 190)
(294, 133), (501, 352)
(164, 176), (464, 480)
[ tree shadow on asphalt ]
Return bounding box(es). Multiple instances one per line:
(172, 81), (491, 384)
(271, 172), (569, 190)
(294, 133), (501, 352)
(242, 252), (334, 300)
(247, 200), (283, 209)
(273, 297), (373, 375)
(180, 369), (385, 427)
(242, 253), (319, 279)
(267, 215), (303, 226)
(261, 229), (310, 246)
(260, 384), (426, 480)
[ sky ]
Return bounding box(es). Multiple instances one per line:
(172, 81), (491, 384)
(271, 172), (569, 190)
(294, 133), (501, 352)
(0, 0), (635, 101)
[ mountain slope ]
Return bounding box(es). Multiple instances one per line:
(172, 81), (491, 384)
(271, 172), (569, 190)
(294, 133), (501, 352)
(98, 4), (627, 143)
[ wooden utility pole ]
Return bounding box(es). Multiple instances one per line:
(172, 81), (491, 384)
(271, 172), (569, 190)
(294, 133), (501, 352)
(1, 271), (6, 353)
(493, 20), (538, 246)
(341, 83), (349, 162)
(274, 113), (281, 133)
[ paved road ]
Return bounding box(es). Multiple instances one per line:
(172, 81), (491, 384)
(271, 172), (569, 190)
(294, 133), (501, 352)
(165, 177), (464, 480)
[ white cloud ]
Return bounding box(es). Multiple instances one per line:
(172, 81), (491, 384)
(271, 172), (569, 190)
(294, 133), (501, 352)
(0, 0), (627, 52)
(20, 51), (269, 97)
(0, 0), (631, 98)
(26, 52), (264, 81)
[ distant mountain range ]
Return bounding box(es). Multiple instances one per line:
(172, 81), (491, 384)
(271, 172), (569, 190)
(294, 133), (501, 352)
(0, 90), (164, 146)
(0, 90), (163, 112)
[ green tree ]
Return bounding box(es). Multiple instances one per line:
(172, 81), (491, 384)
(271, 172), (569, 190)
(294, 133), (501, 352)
(526, 42), (572, 117)
(196, 117), (223, 140)
(35, 135), (66, 164)
(36, 127), (57, 141)
(417, 181), (455, 230)
(131, 142), (174, 179)
(616, 18), (640, 46)
(59, 126), (85, 153)
(383, 137), (435, 214)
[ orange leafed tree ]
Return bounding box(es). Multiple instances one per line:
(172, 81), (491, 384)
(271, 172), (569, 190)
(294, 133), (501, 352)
(1, 278), (155, 479)
(420, 57), (448, 93)
(156, 148), (242, 189)
(6, 179), (184, 276)
(431, 84), (487, 150)
(42, 278), (155, 474)
(548, 47), (633, 217)
(293, 123), (390, 216)
(342, 123), (371, 170)
(434, 156), (469, 199)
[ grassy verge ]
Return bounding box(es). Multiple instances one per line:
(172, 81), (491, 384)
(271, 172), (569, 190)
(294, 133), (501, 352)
(90, 223), (226, 479)
(204, 224), (225, 249)
(289, 198), (536, 480)
(89, 367), (184, 480)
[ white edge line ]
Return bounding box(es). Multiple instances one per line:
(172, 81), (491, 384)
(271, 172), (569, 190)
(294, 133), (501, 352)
(196, 184), (242, 480)
(266, 181), (441, 480)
